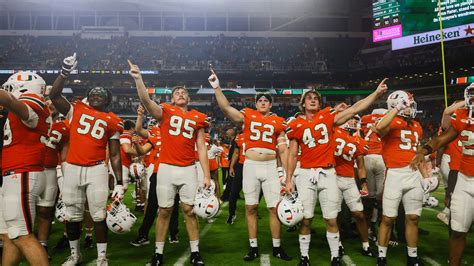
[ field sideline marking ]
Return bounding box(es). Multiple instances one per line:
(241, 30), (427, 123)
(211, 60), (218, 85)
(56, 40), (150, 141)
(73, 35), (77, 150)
(422, 256), (442, 266)
(173, 202), (229, 266)
(342, 255), (356, 266)
(260, 254), (271, 266)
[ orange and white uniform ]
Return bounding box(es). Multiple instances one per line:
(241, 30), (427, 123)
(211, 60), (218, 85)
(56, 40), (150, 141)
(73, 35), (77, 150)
(156, 103), (209, 208)
(234, 133), (246, 165)
(41, 120), (69, 207)
(380, 116), (424, 218)
(62, 100), (124, 222)
(240, 108), (286, 208)
(286, 107), (340, 219)
(449, 108), (474, 232)
(439, 132), (462, 185)
(219, 145), (230, 168)
(361, 114), (386, 199)
(334, 128), (368, 212)
(2, 93), (50, 239)
(144, 132), (161, 197)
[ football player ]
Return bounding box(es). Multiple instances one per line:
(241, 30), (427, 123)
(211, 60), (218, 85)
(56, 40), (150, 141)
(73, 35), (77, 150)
(373, 90), (424, 266)
(38, 99), (70, 259)
(129, 60), (210, 266)
(111, 120), (138, 192)
(0, 71), (50, 265)
(333, 116), (375, 257)
(411, 83), (474, 266)
(285, 79), (387, 266)
(209, 71), (292, 261)
(50, 54), (124, 265)
(436, 100), (464, 225)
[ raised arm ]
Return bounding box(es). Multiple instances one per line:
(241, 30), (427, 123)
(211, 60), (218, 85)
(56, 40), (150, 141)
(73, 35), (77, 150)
(441, 101), (465, 130)
(208, 70), (244, 124)
(373, 108), (398, 137)
(50, 54), (77, 115)
(0, 90), (30, 121)
(334, 78), (388, 126)
(128, 60), (163, 121)
(135, 105), (149, 138)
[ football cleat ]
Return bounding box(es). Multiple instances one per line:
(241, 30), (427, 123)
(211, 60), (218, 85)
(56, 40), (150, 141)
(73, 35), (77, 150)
(407, 256), (424, 266)
(273, 247), (292, 261)
(243, 247), (259, 261)
(130, 235), (150, 247)
(148, 253), (163, 266)
(377, 257), (387, 266)
(84, 235), (94, 250)
(168, 234), (179, 244)
(190, 252), (205, 266)
(298, 256), (310, 266)
(61, 254), (82, 266)
(331, 257), (341, 266)
(361, 247), (377, 257)
(226, 214), (236, 225)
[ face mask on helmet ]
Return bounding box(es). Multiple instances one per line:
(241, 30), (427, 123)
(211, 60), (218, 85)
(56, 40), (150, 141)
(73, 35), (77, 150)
(193, 184), (220, 219)
(129, 163), (146, 179)
(465, 83), (474, 118)
(148, 119), (158, 128)
(341, 115), (361, 133)
(106, 200), (137, 234)
(2, 71), (46, 98)
(276, 192), (304, 227)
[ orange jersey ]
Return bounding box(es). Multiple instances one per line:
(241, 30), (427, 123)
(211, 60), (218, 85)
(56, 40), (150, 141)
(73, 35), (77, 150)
(443, 135), (462, 171)
(158, 103), (209, 166)
(66, 101), (124, 166)
(235, 133), (246, 164)
(44, 121), (70, 168)
(381, 116), (423, 169)
(2, 94), (50, 174)
(286, 107), (337, 169)
(450, 108), (474, 176)
(119, 131), (134, 167)
(334, 128), (368, 178)
(220, 145), (230, 168)
(147, 134), (162, 173)
(240, 108), (286, 152)
(361, 114), (384, 154)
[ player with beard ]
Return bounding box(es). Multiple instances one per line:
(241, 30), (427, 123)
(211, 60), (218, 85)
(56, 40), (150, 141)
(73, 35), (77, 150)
(129, 60), (211, 266)
(285, 79), (387, 266)
(50, 53), (124, 266)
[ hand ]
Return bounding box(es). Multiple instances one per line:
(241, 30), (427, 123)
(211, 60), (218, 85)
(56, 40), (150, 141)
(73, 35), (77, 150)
(360, 183), (369, 197)
(410, 153), (425, 171)
(334, 102), (349, 112)
(128, 60), (142, 80)
(208, 69), (220, 89)
(137, 105), (146, 116)
(203, 177), (211, 190)
(229, 168), (235, 177)
(421, 178), (431, 194)
(61, 53), (78, 78)
(285, 178), (294, 194)
(375, 78), (389, 96)
(111, 184), (124, 200)
(277, 167), (285, 186)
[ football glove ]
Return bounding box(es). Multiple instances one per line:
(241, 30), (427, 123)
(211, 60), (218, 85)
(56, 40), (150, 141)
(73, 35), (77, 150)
(111, 184), (125, 200)
(208, 73), (220, 89)
(61, 53), (78, 78)
(309, 168), (325, 185)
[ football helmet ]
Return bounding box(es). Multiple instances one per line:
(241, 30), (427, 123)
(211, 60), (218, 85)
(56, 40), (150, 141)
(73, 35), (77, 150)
(341, 115), (361, 132)
(55, 199), (67, 223)
(426, 196), (439, 208)
(2, 71), (46, 98)
(465, 83), (474, 118)
(106, 200), (137, 234)
(386, 90), (417, 118)
(129, 163), (146, 179)
(277, 192), (304, 227)
(193, 185), (220, 219)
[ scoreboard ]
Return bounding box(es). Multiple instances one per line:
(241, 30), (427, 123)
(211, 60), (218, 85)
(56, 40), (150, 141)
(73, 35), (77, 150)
(373, 0), (474, 42)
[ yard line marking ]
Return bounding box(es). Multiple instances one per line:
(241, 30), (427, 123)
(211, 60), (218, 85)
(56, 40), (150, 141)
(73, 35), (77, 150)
(422, 256), (442, 266)
(260, 254), (271, 266)
(342, 255), (356, 266)
(173, 202), (228, 266)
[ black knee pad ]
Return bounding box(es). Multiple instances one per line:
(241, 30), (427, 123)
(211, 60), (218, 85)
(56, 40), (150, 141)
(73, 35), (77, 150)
(66, 222), (82, 241)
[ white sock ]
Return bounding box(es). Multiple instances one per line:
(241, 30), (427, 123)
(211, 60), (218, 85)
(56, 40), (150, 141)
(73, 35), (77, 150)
(69, 240), (80, 256)
(155, 242), (164, 254)
(272, 238), (280, 248)
(378, 245), (387, 258)
(190, 240), (199, 253)
(407, 246), (417, 258)
(97, 243), (107, 258)
(249, 238), (258, 248)
(362, 242), (370, 251)
(299, 234), (311, 258)
(326, 231), (340, 259)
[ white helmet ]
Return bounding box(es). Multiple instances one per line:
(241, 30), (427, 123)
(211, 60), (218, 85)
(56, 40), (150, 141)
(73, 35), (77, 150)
(129, 163), (146, 179)
(277, 192), (304, 227)
(426, 196), (439, 208)
(341, 115), (361, 132)
(427, 176), (439, 193)
(106, 200), (137, 234)
(386, 90), (417, 118)
(465, 83), (474, 118)
(193, 186), (220, 219)
(55, 199), (67, 223)
(2, 71), (46, 98)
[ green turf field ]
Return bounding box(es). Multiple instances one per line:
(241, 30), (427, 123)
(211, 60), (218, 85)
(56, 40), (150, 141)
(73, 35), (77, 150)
(44, 178), (474, 266)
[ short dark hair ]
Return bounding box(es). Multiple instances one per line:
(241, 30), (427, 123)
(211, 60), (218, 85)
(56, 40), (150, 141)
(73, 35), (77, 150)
(255, 91), (273, 103)
(299, 90), (322, 112)
(123, 120), (135, 130)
